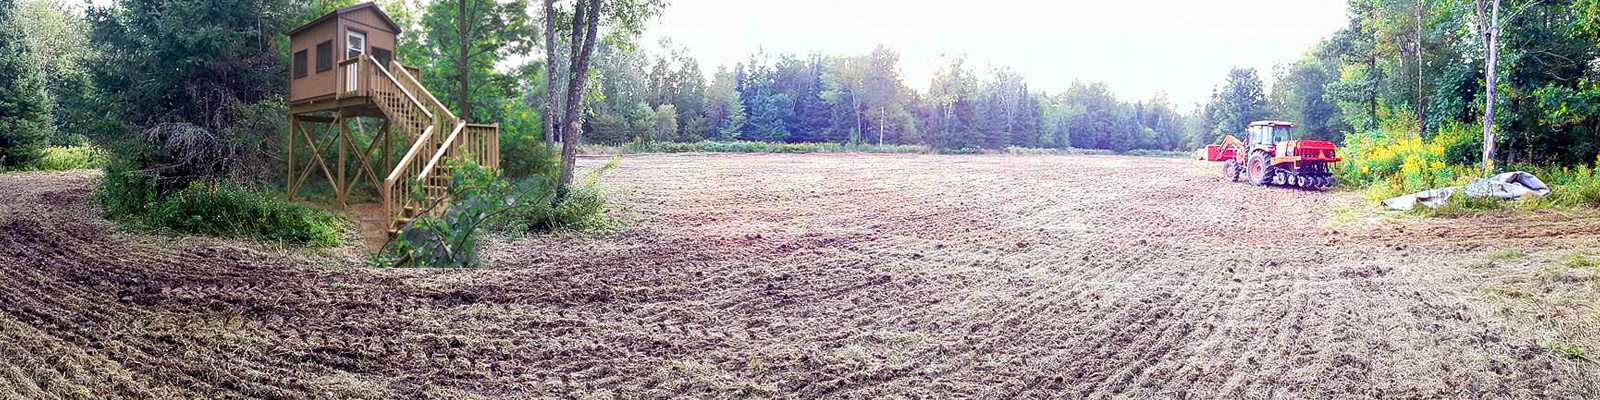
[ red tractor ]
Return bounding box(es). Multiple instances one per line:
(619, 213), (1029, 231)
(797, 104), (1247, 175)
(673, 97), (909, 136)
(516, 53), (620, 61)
(1205, 121), (1341, 189)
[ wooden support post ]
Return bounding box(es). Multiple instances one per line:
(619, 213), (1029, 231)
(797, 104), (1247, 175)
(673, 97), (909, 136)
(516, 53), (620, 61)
(287, 114), (297, 199)
(337, 112), (348, 207)
(382, 120), (392, 174)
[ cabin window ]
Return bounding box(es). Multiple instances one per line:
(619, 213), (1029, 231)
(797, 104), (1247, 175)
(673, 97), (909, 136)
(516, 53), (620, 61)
(346, 30), (367, 59)
(293, 50), (307, 79)
(371, 47), (392, 68)
(315, 41), (332, 72)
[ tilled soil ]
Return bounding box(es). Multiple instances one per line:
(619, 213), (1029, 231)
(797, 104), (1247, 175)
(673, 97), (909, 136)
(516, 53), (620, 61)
(1, 154), (1597, 399)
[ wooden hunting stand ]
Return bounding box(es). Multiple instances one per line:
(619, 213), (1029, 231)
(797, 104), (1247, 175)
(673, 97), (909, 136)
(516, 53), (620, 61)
(284, 2), (499, 237)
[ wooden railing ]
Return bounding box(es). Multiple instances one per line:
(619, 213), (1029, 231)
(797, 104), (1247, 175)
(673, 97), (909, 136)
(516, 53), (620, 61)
(415, 122), (468, 212)
(366, 57), (434, 141)
(463, 124), (500, 169)
(382, 125), (437, 232)
(340, 56), (500, 235)
(392, 62), (457, 136)
(337, 58), (367, 98)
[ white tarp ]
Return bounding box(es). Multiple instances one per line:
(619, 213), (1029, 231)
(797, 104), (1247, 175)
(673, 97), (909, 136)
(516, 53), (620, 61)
(1381, 171), (1551, 211)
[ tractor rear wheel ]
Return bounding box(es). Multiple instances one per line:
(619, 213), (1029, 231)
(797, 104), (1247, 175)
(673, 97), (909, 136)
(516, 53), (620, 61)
(1247, 152), (1270, 187)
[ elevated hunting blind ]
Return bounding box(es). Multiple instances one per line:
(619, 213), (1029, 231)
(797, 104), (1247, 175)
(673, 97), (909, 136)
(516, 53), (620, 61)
(284, 2), (499, 239)
(287, 2), (402, 103)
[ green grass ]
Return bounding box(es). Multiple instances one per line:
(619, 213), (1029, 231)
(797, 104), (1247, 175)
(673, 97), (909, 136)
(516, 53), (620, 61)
(19, 146), (108, 172)
(581, 140), (1191, 157)
(1561, 251), (1599, 270)
(582, 140), (931, 155)
(1548, 341), (1589, 361)
(1489, 249), (1530, 260)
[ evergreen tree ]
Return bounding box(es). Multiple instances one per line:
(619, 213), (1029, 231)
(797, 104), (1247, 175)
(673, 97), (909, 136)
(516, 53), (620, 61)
(1209, 67), (1270, 139)
(0, 0), (55, 167)
(704, 66), (746, 139)
(672, 53), (706, 140)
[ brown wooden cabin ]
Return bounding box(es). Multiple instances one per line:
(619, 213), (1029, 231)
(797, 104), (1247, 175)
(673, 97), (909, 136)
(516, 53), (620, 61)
(287, 2), (401, 103)
(283, 2), (498, 242)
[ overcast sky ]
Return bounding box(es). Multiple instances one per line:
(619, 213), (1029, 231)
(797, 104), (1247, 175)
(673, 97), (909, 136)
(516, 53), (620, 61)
(640, 0), (1349, 110)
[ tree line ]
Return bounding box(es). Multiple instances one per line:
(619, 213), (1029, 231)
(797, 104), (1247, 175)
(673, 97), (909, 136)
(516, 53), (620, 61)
(1246, 0), (1600, 167)
(5, 0), (1598, 179)
(565, 42), (1204, 152)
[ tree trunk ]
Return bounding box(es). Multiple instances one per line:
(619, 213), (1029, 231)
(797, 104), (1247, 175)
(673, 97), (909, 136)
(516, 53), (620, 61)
(1368, 55), (1378, 126)
(458, 0), (472, 120)
(1416, 0), (1426, 134)
(851, 94), (861, 144)
(1478, 0), (1500, 171)
(557, 0), (602, 199)
(543, 0), (559, 145)
(878, 106), (885, 146)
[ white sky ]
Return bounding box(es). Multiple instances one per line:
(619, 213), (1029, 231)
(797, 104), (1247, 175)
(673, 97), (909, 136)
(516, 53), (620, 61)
(640, 0), (1349, 110)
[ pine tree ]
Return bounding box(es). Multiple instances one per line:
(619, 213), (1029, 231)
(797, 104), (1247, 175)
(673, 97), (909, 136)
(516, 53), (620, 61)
(0, 0), (56, 167)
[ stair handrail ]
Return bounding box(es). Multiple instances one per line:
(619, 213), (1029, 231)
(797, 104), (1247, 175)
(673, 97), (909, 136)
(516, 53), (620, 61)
(392, 62), (458, 125)
(367, 56), (435, 123)
(417, 121), (468, 185)
(383, 124), (437, 228)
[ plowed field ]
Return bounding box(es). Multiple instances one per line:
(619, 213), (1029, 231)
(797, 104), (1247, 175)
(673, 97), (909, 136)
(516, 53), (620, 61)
(2, 154), (1598, 399)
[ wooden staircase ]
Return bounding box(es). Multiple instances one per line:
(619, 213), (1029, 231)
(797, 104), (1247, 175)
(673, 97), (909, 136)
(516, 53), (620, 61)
(335, 55), (500, 237)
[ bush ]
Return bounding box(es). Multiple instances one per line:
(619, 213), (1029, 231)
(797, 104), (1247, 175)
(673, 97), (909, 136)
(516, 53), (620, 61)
(381, 158), (622, 268)
(97, 162), (160, 217)
(1337, 121), (1481, 200)
(24, 146), (107, 171)
(1339, 117), (1600, 212)
(1523, 160), (1600, 207)
(500, 131), (561, 179)
(97, 162), (342, 247)
(505, 158), (622, 232)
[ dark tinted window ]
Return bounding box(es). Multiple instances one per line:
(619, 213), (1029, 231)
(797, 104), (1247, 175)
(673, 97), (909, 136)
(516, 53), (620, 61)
(371, 47), (392, 69)
(316, 41), (333, 72)
(293, 50), (307, 78)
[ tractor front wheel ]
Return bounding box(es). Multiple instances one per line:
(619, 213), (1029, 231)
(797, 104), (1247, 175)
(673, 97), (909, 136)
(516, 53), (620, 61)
(1223, 160), (1241, 182)
(1247, 152), (1270, 187)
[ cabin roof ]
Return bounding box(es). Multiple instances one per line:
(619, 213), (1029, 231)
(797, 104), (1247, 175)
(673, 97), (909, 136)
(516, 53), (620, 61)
(285, 2), (401, 37)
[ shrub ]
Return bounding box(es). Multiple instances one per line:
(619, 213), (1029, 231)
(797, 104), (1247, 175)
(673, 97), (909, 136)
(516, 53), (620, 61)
(506, 157), (623, 232)
(148, 182), (342, 246)
(1337, 121), (1482, 200)
(24, 146), (107, 171)
(1524, 160), (1600, 207)
(501, 133), (561, 179)
(96, 162), (160, 217)
(97, 162), (342, 247)
(382, 158), (622, 268)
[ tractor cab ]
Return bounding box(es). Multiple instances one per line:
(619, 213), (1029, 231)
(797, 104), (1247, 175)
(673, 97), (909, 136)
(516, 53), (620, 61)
(1248, 121), (1293, 148)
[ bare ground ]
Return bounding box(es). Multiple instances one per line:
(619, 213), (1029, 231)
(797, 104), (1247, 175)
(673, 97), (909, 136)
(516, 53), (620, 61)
(1, 154), (1597, 399)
